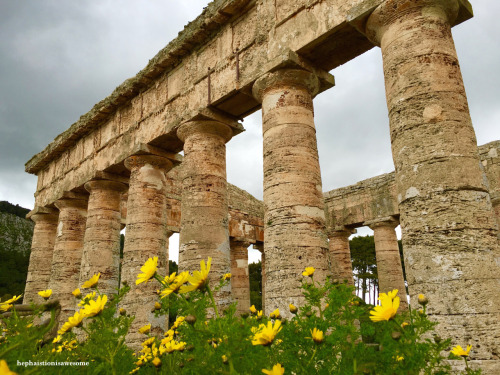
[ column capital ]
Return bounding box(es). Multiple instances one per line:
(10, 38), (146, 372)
(177, 120), (234, 143)
(328, 226), (356, 238)
(365, 0), (462, 46)
(30, 211), (59, 224)
(54, 195), (88, 211)
(84, 179), (128, 194)
(365, 216), (399, 230)
(26, 206), (58, 221)
(124, 154), (174, 172)
(252, 68), (320, 103)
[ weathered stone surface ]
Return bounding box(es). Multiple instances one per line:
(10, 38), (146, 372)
(328, 227), (355, 286)
(253, 68), (330, 317)
(49, 196), (88, 325)
(366, 0), (500, 368)
(230, 238), (251, 315)
(177, 119), (234, 311)
(79, 180), (127, 296)
(120, 155), (173, 350)
(23, 210), (57, 304)
(367, 217), (407, 310)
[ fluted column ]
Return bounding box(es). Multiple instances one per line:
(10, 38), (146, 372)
(49, 195), (88, 323)
(253, 68), (329, 317)
(120, 155), (173, 349)
(368, 218), (408, 310)
(23, 209), (59, 304)
(230, 238), (251, 315)
(254, 242), (265, 313)
(177, 120), (233, 311)
(366, 1), (500, 371)
(492, 198), (500, 235)
(328, 227), (355, 286)
(79, 180), (127, 296)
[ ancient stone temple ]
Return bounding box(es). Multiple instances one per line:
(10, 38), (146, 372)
(23, 0), (500, 372)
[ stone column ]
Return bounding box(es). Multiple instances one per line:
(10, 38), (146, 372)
(366, 1), (500, 371)
(49, 195), (88, 323)
(253, 68), (329, 317)
(23, 209), (59, 304)
(367, 218), (408, 310)
(79, 180), (127, 296)
(328, 227), (355, 286)
(492, 197), (500, 235)
(177, 120), (233, 311)
(254, 242), (265, 313)
(120, 155), (173, 349)
(230, 238), (251, 315)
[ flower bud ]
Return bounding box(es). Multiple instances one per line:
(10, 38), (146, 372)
(433, 334), (442, 344)
(391, 331), (401, 341)
(154, 302), (161, 310)
(417, 294), (428, 306)
(119, 308), (127, 316)
(305, 311), (313, 318)
(289, 304), (298, 314)
(185, 315), (197, 325)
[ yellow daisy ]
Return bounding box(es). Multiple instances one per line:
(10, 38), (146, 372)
(136, 257), (158, 285)
(302, 267), (315, 277)
(179, 258), (211, 293)
(38, 289), (52, 300)
(262, 363), (285, 375)
(251, 320), (282, 346)
(369, 289), (400, 322)
(81, 273), (100, 289)
(451, 345), (472, 357)
(80, 295), (107, 317)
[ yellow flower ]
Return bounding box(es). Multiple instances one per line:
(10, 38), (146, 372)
(0, 304), (12, 312)
(78, 291), (96, 306)
(302, 267), (315, 277)
(172, 316), (185, 329)
(142, 337), (155, 347)
(57, 310), (86, 335)
(256, 310), (263, 319)
(72, 288), (81, 298)
(81, 273), (100, 288)
(262, 363), (285, 375)
(139, 324), (151, 335)
(136, 257), (158, 285)
(0, 360), (17, 375)
(222, 273), (231, 281)
(129, 368), (140, 374)
(309, 328), (324, 343)
(53, 335), (62, 344)
(152, 357), (161, 367)
(222, 355), (229, 364)
(252, 320), (282, 346)
(270, 308), (280, 319)
(451, 345), (472, 357)
(160, 271), (190, 298)
(179, 258), (211, 293)
(289, 303), (298, 314)
(250, 305), (257, 314)
(2, 295), (22, 304)
(80, 295), (107, 317)
(369, 289), (400, 322)
(38, 289), (52, 299)
(67, 310), (85, 328)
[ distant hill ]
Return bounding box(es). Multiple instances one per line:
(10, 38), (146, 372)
(0, 201), (33, 300)
(0, 201), (30, 219)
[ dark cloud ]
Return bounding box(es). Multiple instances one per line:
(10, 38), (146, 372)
(1, 1), (499, 215)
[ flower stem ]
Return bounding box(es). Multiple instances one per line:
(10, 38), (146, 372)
(207, 285), (220, 319)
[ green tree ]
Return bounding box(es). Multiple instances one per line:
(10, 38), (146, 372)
(249, 261), (262, 310)
(349, 235), (378, 304)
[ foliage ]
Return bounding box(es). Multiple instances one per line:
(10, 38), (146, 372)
(0, 248), (30, 300)
(0, 262), (481, 375)
(249, 261), (262, 311)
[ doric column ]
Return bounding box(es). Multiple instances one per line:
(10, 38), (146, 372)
(254, 242), (265, 313)
(253, 68), (329, 317)
(366, 1), (500, 370)
(328, 227), (355, 286)
(23, 208), (59, 304)
(120, 154), (173, 349)
(177, 119), (234, 311)
(492, 197), (500, 235)
(367, 218), (408, 310)
(230, 238), (251, 315)
(79, 179), (127, 296)
(49, 194), (88, 323)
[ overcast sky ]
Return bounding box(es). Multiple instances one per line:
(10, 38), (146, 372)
(1, 1), (499, 262)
